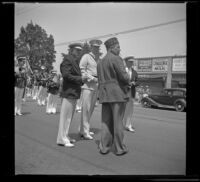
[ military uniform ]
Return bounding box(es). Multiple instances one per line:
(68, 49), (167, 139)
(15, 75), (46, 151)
(97, 37), (131, 155)
(15, 58), (27, 116)
(46, 75), (60, 114)
(79, 39), (102, 139)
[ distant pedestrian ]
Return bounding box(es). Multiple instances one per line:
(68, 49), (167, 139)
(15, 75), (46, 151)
(97, 37), (131, 155)
(123, 56), (138, 132)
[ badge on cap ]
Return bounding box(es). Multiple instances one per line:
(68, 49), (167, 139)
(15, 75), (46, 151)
(89, 39), (102, 47)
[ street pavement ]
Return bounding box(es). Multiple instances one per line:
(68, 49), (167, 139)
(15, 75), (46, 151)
(15, 97), (186, 175)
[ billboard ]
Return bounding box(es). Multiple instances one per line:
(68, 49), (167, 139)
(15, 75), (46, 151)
(172, 57), (186, 72)
(152, 58), (168, 72)
(137, 59), (152, 72)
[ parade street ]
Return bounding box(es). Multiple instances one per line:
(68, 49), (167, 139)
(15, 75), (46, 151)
(15, 98), (186, 175)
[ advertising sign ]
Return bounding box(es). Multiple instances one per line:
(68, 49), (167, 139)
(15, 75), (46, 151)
(137, 59), (152, 72)
(133, 59), (138, 71)
(172, 57), (186, 72)
(152, 58), (168, 72)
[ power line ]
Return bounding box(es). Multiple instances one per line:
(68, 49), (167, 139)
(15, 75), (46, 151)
(55, 18), (186, 47)
(15, 4), (42, 16)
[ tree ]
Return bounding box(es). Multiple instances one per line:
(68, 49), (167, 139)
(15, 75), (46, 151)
(15, 21), (56, 72)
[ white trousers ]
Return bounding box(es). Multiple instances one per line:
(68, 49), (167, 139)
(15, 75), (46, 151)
(80, 88), (98, 135)
(15, 87), (24, 114)
(37, 86), (47, 104)
(57, 98), (77, 144)
(46, 93), (58, 112)
(123, 90), (135, 128)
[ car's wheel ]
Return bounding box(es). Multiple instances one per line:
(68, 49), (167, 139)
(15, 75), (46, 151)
(141, 100), (151, 108)
(175, 102), (185, 112)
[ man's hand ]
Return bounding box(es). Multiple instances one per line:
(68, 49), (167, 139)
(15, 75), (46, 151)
(81, 74), (88, 83)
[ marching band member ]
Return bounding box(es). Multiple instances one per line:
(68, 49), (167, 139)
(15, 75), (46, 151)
(37, 70), (48, 106)
(46, 73), (60, 114)
(32, 70), (40, 100)
(15, 57), (27, 116)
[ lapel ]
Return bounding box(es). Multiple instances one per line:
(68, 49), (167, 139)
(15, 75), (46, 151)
(67, 55), (81, 75)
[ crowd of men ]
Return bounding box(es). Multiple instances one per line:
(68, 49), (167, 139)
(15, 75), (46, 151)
(15, 37), (139, 156)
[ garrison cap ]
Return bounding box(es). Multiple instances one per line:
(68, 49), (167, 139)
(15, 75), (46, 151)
(124, 56), (135, 62)
(104, 37), (119, 49)
(89, 39), (102, 47)
(69, 43), (83, 50)
(17, 56), (26, 62)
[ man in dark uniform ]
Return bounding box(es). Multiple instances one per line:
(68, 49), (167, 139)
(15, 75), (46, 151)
(57, 43), (88, 147)
(97, 37), (131, 155)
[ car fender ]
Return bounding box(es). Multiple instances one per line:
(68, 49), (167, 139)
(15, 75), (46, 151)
(141, 97), (159, 107)
(174, 98), (186, 107)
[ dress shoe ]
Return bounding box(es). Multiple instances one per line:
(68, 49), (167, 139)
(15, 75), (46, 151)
(89, 131), (94, 135)
(64, 142), (74, 147)
(52, 108), (56, 114)
(68, 138), (76, 143)
(57, 142), (74, 147)
(17, 112), (22, 116)
(80, 134), (93, 140)
(125, 126), (135, 132)
(99, 150), (110, 155)
(115, 150), (128, 156)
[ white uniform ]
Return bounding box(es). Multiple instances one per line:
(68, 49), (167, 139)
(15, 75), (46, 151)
(79, 53), (98, 137)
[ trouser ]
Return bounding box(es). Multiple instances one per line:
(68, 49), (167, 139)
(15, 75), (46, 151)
(46, 93), (58, 112)
(57, 98), (77, 144)
(32, 85), (39, 99)
(80, 88), (97, 135)
(15, 87), (24, 113)
(123, 91), (135, 128)
(76, 90), (83, 110)
(38, 86), (47, 104)
(99, 102), (128, 154)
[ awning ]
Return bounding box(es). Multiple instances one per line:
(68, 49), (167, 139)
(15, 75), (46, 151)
(138, 74), (166, 79)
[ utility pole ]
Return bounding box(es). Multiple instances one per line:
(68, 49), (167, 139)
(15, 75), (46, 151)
(165, 57), (172, 88)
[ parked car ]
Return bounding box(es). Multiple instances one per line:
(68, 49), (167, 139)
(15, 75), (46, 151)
(141, 88), (186, 112)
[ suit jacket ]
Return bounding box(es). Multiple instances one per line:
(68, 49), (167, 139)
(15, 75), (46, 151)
(60, 55), (83, 99)
(97, 52), (131, 103)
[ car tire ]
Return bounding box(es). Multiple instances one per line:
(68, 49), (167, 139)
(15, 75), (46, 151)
(175, 102), (185, 112)
(141, 100), (150, 108)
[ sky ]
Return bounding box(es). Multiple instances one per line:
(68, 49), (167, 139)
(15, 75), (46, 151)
(14, 2), (186, 73)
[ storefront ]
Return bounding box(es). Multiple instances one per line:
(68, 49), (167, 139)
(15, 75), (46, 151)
(171, 56), (186, 88)
(134, 55), (186, 94)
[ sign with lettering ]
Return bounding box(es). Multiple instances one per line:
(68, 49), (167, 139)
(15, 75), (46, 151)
(137, 59), (152, 72)
(152, 58), (168, 72)
(172, 57), (186, 72)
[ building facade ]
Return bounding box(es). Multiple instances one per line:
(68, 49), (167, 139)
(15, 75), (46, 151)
(134, 55), (186, 94)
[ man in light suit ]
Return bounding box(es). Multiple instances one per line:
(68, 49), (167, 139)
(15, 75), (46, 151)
(123, 56), (139, 132)
(79, 39), (102, 140)
(97, 37), (131, 155)
(57, 43), (88, 147)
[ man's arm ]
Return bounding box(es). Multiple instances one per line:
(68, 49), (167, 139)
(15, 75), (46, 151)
(60, 60), (83, 85)
(113, 56), (130, 85)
